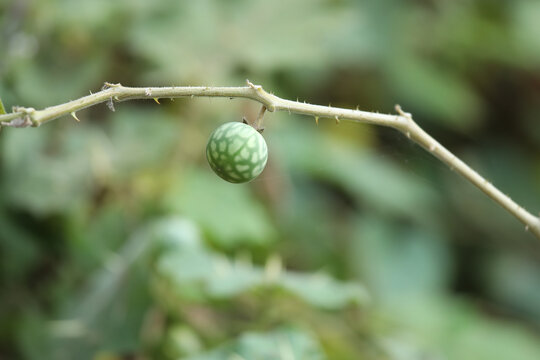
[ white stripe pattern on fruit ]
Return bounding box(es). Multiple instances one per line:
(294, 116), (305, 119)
(206, 122), (268, 183)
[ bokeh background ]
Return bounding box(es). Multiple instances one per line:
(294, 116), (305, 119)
(1, 0), (540, 359)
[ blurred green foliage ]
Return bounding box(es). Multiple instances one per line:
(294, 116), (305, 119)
(1, 0), (540, 359)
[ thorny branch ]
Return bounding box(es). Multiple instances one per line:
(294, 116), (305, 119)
(1, 80), (539, 239)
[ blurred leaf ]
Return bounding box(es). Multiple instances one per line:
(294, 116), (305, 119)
(275, 182), (346, 269)
(70, 203), (128, 266)
(280, 272), (369, 310)
(513, 1), (540, 63)
(0, 97), (5, 114)
(351, 215), (451, 304)
(17, 309), (56, 360)
(381, 297), (540, 360)
(387, 55), (481, 131)
(428, 2), (522, 67)
(272, 123), (440, 226)
(2, 125), (95, 214)
(1, 107), (179, 215)
(379, 336), (437, 360)
(185, 328), (325, 360)
(482, 252), (540, 325)
(107, 108), (181, 177)
(152, 217), (368, 309)
(41, 218), (190, 358)
(164, 325), (203, 359)
(127, 0), (374, 83)
(164, 168), (277, 248)
(68, 217), (200, 322)
(12, 56), (106, 109)
(0, 210), (40, 281)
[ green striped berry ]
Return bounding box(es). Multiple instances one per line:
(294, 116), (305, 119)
(206, 122), (268, 183)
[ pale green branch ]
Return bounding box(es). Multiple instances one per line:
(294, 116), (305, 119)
(1, 80), (539, 239)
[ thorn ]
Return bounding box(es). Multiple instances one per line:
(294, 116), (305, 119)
(315, 116), (319, 126)
(356, 105), (359, 110)
(335, 115), (340, 124)
(145, 88), (152, 96)
(153, 98), (160, 104)
(106, 98), (115, 112)
(525, 225), (529, 231)
(71, 112), (80, 122)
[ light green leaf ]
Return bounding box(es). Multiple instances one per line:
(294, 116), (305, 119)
(164, 168), (277, 248)
(185, 328), (325, 360)
(0, 97), (5, 115)
(351, 216), (451, 304)
(381, 297), (540, 360)
(154, 218), (369, 309)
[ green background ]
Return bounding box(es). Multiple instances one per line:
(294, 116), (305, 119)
(1, 0), (540, 359)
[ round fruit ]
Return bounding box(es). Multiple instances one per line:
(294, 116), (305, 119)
(206, 122), (268, 183)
